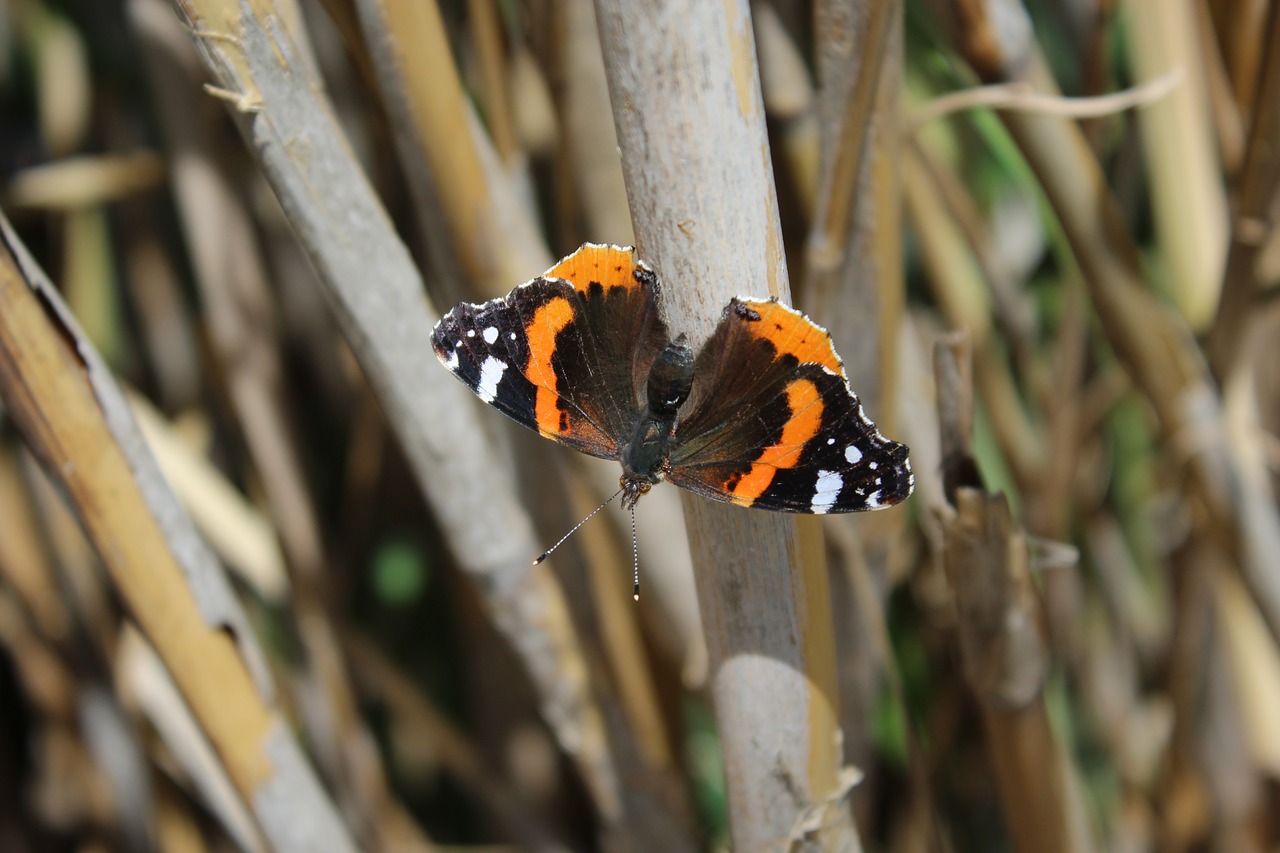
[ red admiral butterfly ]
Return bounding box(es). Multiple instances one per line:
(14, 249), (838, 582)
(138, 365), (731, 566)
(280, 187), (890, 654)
(432, 244), (913, 585)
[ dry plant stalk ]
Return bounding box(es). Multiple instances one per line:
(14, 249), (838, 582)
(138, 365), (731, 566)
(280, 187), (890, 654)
(1206, 2), (1280, 379)
(934, 336), (1094, 853)
(807, 4), (910, 813)
(353, 0), (551, 295)
(1124, 0), (1226, 330)
(130, 6), (438, 844)
(0, 215), (356, 852)
(170, 0), (624, 831)
(595, 1), (859, 849)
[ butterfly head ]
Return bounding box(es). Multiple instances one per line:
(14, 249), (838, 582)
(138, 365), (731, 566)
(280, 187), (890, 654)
(620, 475), (653, 511)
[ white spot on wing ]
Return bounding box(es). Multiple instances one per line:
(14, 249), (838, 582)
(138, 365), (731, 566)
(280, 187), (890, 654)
(811, 469), (842, 514)
(509, 331), (517, 340)
(844, 444), (862, 464)
(443, 348), (459, 371)
(865, 490), (883, 508)
(466, 329), (476, 338)
(476, 356), (507, 403)
(483, 327), (499, 344)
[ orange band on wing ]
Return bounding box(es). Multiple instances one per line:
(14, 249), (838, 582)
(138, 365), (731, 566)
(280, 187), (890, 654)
(546, 244), (642, 293)
(729, 378), (824, 504)
(745, 301), (843, 374)
(525, 297), (575, 437)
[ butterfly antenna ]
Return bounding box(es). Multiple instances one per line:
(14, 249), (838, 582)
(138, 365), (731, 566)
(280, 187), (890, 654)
(631, 507), (640, 602)
(533, 487), (624, 565)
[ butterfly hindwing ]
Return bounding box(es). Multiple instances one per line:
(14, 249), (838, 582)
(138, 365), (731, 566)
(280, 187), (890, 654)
(667, 298), (913, 512)
(431, 244), (668, 460)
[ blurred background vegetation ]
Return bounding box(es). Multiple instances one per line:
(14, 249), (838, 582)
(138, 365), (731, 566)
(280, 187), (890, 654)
(0, 0), (1278, 851)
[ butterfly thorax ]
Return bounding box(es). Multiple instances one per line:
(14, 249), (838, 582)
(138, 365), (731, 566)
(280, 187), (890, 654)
(619, 337), (694, 509)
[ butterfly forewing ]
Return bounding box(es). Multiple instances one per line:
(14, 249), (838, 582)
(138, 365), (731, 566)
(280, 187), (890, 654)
(667, 298), (913, 513)
(431, 244), (668, 460)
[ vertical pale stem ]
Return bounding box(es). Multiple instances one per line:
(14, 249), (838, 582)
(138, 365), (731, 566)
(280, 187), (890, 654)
(594, 2), (859, 848)
(1125, 0), (1227, 330)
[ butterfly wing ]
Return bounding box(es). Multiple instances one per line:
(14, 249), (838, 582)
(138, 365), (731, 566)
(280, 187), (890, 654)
(667, 298), (913, 512)
(431, 244), (667, 460)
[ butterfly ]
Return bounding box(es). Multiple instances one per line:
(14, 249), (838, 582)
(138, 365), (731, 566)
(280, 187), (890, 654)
(431, 244), (913, 589)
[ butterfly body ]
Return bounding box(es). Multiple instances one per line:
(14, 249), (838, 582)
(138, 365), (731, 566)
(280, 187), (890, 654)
(618, 336), (695, 508)
(431, 243), (913, 515)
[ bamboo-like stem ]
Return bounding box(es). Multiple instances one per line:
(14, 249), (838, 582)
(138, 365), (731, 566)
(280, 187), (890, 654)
(807, 2), (903, 417)
(1206, 3), (1280, 380)
(1222, 0), (1270, 112)
(552, 0), (634, 243)
(468, 0), (519, 164)
(594, 2), (861, 848)
(0, 212), (356, 852)
(559, 464), (702, 851)
(134, 0), (322, 586)
(1033, 280), (1088, 540)
(169, 0), (622, 823)
(754, 0), (820, 216)
(1124, 0), (1227, 330)
(808, 5), (909, 809)
(934, 338), (1097, 853)
(1194, 0), (1246, 175)
(805, 0), (895, 306)
(353, 0), (550, 297)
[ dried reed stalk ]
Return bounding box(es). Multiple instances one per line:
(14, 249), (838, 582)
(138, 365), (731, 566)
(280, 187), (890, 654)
(934, 336), (1096, 853)
(0, 213), (356, 852)
(596, 1), (861, 848)
(169, 0), (623, 826)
